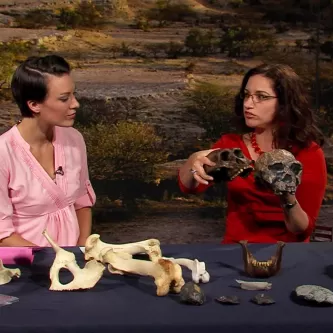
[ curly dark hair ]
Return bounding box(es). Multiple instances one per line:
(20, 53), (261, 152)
(234, 63), (324, 149)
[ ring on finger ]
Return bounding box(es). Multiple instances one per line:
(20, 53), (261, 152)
(190, 168), (198, 175)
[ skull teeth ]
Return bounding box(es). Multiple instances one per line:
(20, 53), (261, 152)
(230, 167), (253, 180)
(251, 259), (273, 267)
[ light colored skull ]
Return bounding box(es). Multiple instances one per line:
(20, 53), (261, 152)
(254, 149), (303, 195)
(204, 148), (253, 182)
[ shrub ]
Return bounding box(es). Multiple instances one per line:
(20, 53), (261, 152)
(162, 41), (184, 59)
(58, 1), (102, 29)
(77, 121), (168, 182)
(143, 0), (197, 27)
(0, 40), (38, 99)
(185, 28), (218, 56)
(219, 25), (277, 57)
(186, 82), (237, 142)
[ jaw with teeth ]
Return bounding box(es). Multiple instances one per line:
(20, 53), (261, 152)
(203, 148), (254, 183)
(239, 240), (285, 278)
(229, 166), (253, 180)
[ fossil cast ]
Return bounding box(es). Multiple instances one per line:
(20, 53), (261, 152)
(162, 257), (210, 284)
(254, 149), (302, 195)
(204, 148), (253, 183)
(100, 248), (185, 296)
(239, 240), (285, 278)
(0, 259), (21, 285)
(43, 230), (105, 291)
(84, 234), (162, 262)
(85, 234), (210, 284)
(235, 279), (272, 290)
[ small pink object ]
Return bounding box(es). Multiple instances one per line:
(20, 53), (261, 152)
(0, 247), (39, 265)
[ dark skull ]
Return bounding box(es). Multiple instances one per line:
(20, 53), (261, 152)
(204, 148), (254, 183)
(254, 149), (303, 195)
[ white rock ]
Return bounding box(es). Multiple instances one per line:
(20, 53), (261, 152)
(295, 285), (333, 304)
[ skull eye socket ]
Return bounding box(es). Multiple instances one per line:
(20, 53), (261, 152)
(268, 162), (284, 171)
(220, 151), (230, 160)
(234, 149), (244, 158)
(290, 162), (302, 175)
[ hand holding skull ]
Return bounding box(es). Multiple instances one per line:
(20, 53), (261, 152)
(189, 149), (218, 185)
(203, 148), (253, 182)
(254, 149), (303, 195)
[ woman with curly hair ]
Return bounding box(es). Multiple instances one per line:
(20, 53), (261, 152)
(178, 63), (327, 243)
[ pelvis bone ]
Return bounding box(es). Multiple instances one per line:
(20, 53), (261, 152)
(0, 259), (21, 285)
(204, 148), (253, 182)
(163, 257), (210, 284)
(254, 149), (302, 195)
(84, 234), (162, 262)
(239, 240), (285, 278)
(102, 249), (185, 296)
(43, 230), (105, 291)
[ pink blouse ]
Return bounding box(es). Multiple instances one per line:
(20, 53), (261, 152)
(0, 125), (96, 247)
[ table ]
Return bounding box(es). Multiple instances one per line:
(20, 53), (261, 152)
(1, 242), (333, 333)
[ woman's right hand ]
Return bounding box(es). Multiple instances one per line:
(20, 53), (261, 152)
(189, 149), (218, 185)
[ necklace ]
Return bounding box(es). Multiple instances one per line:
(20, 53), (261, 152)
(250, 132), (265, 155)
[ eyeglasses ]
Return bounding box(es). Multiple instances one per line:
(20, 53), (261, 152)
(240, 92), (277, 104)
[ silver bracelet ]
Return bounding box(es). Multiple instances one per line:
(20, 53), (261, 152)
(281, 199), (298, 210)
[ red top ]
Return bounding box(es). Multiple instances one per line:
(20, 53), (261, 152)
(179, 134), (327, 244)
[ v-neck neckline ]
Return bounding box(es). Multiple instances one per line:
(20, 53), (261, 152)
(238, 133), (254, 161)
(12, 125), (59, 184)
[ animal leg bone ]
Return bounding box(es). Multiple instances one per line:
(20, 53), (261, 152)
(0, 259), (21, 285)
(85, 234), (162, 262)
(102, 249), (185, 296)
(43, 230), (105, 291)
(163, 257), (210, 283)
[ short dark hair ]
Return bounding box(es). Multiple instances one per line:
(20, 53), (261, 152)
(11, 55), (71, 118)
(234, 63), (324, 149)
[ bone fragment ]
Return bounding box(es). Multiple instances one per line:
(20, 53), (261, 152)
(102, 249), (185, 296)
(0, 259), (21, 285)
(163, 257), (210, 283)
(235, 279), (272, 290)
(43, 230), (105, 291)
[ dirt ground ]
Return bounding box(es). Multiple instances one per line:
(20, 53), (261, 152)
(92, 200), (333, 245)
(93, 200), (225, 244)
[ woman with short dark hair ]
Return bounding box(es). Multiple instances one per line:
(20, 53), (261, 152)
(178, 63), (327, 243)
(0, 55), (96, 247)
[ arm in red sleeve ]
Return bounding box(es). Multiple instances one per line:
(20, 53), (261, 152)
(178, 136), (227, 194)
(178, 171), (210, 194)
(295, 144), (327, 238)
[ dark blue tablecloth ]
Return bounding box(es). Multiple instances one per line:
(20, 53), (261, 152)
(1, 242), (333, 333)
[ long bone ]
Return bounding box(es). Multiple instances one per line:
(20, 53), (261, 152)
(43, 230), (105, 291)
(0, 259), (21, 285)
(102, 249), (185, 296)
(163, 257), (210, 283)
(84, 234), (162, 262)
